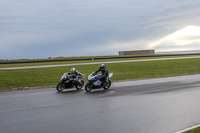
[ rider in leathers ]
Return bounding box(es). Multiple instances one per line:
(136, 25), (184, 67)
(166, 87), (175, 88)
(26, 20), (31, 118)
(95, 64), (108, 85)
(68, 68), (82, 77)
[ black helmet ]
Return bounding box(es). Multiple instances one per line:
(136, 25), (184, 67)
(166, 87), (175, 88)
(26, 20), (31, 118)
(99, 64), (105, 69)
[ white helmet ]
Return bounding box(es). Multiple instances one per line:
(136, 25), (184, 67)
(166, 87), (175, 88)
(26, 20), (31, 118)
(71, 68), (76, 74)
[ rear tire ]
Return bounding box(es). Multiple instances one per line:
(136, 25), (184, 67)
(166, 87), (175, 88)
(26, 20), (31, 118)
(76, 80), (84, 90)
(85, 83), (92, 92)
(56, 82), (65, 92)
(103, 80), (111, 90)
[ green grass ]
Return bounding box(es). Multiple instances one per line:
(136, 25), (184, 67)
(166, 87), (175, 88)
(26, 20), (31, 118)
(0, 55), (199, 68)
(0, 56), (200, 91)
(185, 126), (200, 133)
(0, 55), (120, 62)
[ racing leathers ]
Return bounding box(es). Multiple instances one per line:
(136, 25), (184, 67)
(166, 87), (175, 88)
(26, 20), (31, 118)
(95, 65), (109, 83)
(68, 70), (82, 77)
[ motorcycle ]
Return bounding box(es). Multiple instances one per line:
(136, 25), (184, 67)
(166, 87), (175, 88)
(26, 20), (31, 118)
(56, 73), (85, 92)
(85, 72), (113, 92)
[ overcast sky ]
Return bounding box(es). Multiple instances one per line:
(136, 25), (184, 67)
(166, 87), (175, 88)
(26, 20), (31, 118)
(1, 0), (200, 59)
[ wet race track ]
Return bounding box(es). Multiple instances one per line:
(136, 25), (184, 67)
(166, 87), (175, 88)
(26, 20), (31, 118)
(1, 74), (200, 133)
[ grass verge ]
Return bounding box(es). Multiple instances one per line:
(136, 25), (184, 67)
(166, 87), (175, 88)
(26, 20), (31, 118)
(184, 126), (200, 133)
(0, 55), (199, 68)
(0, 56), (200, 91)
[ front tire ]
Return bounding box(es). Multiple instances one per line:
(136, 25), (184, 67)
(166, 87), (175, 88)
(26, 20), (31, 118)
(76, 80), (84, 90)
(103, 80), (111, 90)
(85, 83), (92, 92)
(56, 82), (65, 92)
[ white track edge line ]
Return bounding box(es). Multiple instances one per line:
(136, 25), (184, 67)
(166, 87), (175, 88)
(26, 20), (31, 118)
(174, 124), (200, 133)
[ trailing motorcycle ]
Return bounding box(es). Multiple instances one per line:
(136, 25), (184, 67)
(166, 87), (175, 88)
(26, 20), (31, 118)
(57, 73), (85, 92)
(85, 72), (113, 92)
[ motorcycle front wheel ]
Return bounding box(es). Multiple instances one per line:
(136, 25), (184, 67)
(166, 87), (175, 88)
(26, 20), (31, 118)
(85, 83), (92, 92)
(103, 80), (111, 90)
(56, 82), (65, 92)
(75, 80), (84, 90)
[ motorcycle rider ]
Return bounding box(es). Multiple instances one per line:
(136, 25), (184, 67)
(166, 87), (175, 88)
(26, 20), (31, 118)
(95, 64), (109, 86)
(68, 68), (82, 77)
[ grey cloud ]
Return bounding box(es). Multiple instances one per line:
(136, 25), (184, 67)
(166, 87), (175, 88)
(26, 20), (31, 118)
(1, 0), (200, 59)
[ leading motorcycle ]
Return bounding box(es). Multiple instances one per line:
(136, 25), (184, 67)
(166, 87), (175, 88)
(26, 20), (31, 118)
(56, 73), (85, 92)
(85, 72), (113, 92)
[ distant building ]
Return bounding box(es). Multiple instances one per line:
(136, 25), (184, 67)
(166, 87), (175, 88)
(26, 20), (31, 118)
(119, 50), (155, 55)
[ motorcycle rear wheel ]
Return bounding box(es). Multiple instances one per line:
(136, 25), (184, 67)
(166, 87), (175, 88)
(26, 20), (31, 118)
(56, 82), (65, 92)
(85, 83), (92, 92)
(103, 80), (111, 90)
(75, 80), (84, 90)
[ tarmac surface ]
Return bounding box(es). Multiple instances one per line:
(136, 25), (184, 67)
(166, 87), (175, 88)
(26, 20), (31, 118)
(1, 74), (200, 133)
